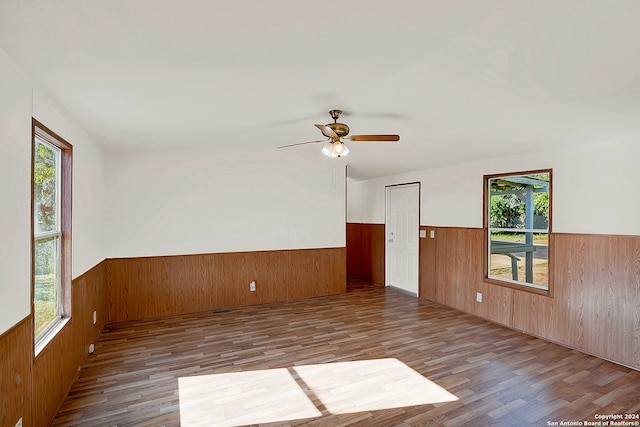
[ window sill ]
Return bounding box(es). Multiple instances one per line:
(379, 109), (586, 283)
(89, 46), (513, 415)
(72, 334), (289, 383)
(484, 277), (552, 297)
(35, 316), (70, 357)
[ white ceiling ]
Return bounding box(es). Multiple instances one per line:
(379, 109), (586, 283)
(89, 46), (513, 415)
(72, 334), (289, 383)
(1, 0), (639, 180)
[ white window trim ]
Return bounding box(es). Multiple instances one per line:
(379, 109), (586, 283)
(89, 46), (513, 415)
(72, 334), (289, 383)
(35, 317), (70, 356)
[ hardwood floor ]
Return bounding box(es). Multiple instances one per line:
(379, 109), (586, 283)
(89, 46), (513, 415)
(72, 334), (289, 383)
(52, 278), (640, 426)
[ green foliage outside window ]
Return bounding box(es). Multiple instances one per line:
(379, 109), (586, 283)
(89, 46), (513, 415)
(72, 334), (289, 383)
(490, 192), (548, 229)
(34, 140), (57, 233)
(34, 274), (56, 336)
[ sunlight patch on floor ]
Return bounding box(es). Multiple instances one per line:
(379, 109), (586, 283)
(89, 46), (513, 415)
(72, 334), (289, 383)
(294, 358), (458, 414)
(178, 368), (321, 427)
(178, 358), (458, 426)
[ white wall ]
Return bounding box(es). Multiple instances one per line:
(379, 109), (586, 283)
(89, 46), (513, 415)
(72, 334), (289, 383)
(0, 47), (106, 335)
(32, 91), (106, 277)
(348, 138), (640, 236)
(105, 147), (346, 258)
(0, 47), (33, 334)
(1, 41), (346, 334)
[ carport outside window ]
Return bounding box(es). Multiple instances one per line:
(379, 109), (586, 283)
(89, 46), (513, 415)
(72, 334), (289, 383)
(485, 170), (551, 293)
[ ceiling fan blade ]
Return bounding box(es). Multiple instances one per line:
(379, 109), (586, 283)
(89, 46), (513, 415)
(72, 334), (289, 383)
(346, 134), (400, 142)
(315, 124), (339, 139)
(277, 139), (326, 149)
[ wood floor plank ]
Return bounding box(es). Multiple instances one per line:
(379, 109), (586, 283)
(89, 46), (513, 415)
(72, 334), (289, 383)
(51, 278), (640, 426)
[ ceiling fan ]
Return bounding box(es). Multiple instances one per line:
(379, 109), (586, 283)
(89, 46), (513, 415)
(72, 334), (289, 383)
(277, 109), (400, 158)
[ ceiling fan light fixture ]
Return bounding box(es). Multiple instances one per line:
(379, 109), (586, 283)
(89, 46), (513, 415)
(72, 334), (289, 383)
(321, 141), (333, 157)
(322, 140), (350, 158)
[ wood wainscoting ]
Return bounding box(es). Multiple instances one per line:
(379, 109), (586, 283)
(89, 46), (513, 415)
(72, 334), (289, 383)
(106, 247), (346, 324)
(32, 260), (108, 427)
(0, 316), (32, 427)
(4, 247), (344, 426)
(0, 260), (107, 427)
(346, 223), (385, 285)
(420, 226), (640, 371)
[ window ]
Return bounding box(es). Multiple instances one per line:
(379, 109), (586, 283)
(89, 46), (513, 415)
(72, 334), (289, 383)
(33, 120), (72, 352)
(484, 170), (551, 294)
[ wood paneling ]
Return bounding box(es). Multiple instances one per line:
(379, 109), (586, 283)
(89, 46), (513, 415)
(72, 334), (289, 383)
(27, 248), (341, 425)
(33, 319), (81, 426)
(51, 279), (640, 426)
(420, 227), (640, 370)
(346, 222), (361, 277)
(513, 233), (640, 369)
(107, 247), (346, 323)
(33, 260), (107, 427)
(0, 316), (32, 427)
(75, 261), (108, 364)
(346, 223), (384, 285)
(431, 228), (486, 315)
(433, 227), (514, 326)
(1, 261), (107, 427)
(325, 247), (348, 295)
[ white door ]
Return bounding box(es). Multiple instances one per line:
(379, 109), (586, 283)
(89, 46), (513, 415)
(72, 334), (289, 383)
(385, 183), (419, 295)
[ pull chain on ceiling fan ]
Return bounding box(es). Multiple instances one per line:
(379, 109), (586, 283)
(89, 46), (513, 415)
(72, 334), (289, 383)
(278, 109), (400, 158)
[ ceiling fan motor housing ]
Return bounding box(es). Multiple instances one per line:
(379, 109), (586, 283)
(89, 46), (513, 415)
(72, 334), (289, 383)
(327, 122), (350, 137)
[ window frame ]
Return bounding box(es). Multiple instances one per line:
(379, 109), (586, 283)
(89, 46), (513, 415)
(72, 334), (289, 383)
(32, 119), (72, 355)
(483, 168), (553, 297)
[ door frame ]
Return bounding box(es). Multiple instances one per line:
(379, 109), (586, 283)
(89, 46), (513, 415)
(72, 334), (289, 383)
(385, 182), (421, 296)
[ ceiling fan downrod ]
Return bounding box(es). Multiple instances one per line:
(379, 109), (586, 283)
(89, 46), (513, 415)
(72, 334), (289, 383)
(326, 110), (350, 137)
